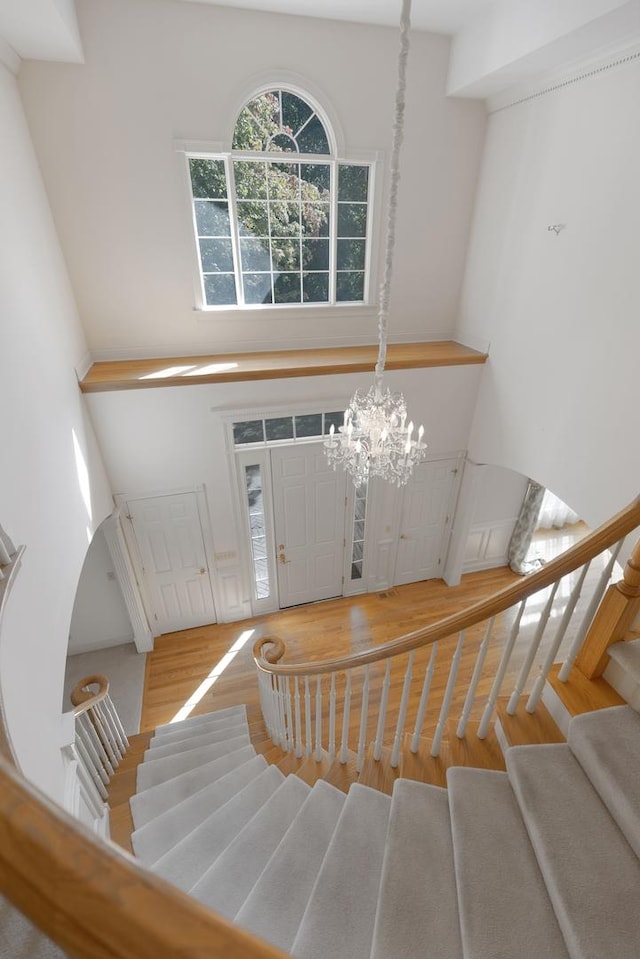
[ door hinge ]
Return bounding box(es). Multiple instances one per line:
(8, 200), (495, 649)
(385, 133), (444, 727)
(438, 557), (441, 565)
(153, 613), (158, 621)
(445, 515), (450, 524)
(343, 538), (346, 547)
(345, 496), (348, 507)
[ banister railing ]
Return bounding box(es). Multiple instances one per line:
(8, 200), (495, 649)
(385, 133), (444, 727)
(70, 673), (130, 800)
(0, 754), (289, 959)
(1, 498), (639, 959)
(254, 497), (640, 677)
(254, 496), (640, 768)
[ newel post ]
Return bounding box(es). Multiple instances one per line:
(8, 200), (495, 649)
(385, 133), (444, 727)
(574, 539), (640, 679)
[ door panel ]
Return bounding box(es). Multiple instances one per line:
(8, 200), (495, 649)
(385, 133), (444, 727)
(394, 460), (458, 586)
(126, 492), (216, 633)
(271, 444), (347, 608)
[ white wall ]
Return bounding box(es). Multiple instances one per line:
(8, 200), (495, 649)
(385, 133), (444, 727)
(86, 364), (483, 617)
(18, 0), (486, 357)
(68, 526), (134, 654)
(463, 465), (528, 572)
(0, 60), (113, 800)
(456, 53), (640, 527)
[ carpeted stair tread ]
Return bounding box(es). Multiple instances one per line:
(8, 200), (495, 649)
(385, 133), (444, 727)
(448, 766), (569, 959)
(0, 895), (68, 958)
(568, 705), (640, 858)
(149, 712), (250, 750)
(370, 779), (463, 959)
(131, 754), (267, 864)
(235, 780), (346, 951)
(130, 743), (256, 829)
(150, 765), (284, 892)
(190, 775), (311, 918)
(153, 704), (247, 738)
(291, 783), (391, 959)
(143, 722), (248, 761)
(136, 733), (250, 791)
(507, 742), (640, 959)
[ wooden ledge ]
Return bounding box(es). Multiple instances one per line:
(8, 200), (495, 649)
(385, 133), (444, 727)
(79, 341), (487, 393)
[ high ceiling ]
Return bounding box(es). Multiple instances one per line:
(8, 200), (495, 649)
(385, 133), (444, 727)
(1, 0), (640, 100)
(181, 0), (499, 35)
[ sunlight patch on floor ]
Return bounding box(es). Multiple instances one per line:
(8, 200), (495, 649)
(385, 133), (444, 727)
(170, 628), (255, 723)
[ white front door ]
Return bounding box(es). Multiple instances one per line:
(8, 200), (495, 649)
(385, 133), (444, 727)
(393, 459), (458, 586)
(271, 444), (347, 608)
(125, 491), (217, 633)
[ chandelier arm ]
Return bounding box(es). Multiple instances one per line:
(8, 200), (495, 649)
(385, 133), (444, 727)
(375, 0), (412, 386)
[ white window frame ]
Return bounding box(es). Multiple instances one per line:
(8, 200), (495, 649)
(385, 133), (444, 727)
(178, 83), (381, 314)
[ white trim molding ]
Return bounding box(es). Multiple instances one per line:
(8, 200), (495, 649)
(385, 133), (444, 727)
(102, 513), (154, 653)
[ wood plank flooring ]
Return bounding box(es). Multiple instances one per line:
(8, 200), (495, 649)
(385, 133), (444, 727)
(80, 341), (487, 393)
(140, 543), (608, 760)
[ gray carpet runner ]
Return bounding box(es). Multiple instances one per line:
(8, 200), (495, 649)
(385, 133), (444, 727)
(125, 702), (640, 959)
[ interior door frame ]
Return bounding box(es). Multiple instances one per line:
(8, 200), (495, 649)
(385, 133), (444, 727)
(114, 485), (219, 636)
(222, 401), (356, 616)
(391, 451), (465, 586)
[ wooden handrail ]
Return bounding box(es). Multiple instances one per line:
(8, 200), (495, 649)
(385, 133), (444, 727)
(71, 673), (110, 716)
(0, 755), (288, 959)
(253, 496), (640, 677)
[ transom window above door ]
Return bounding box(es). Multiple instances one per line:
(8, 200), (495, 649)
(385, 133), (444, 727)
(186, 88), (374, 310)
(232, 410), (344, 446)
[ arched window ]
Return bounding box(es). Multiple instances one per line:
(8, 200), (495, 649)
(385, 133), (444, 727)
(187, 89), (373, 309)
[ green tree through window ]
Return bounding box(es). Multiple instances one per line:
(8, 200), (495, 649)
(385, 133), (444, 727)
(188, 89), (371, 308)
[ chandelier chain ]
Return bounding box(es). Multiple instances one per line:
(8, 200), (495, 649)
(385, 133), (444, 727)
(375, 0), (412, 385)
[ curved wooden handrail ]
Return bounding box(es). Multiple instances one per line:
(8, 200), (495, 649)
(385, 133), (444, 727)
(0, 755), (288, 959)
(71, 673), (110, 715)
(254, 495), (640, 677)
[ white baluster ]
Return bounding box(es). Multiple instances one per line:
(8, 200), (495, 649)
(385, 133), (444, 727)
(356, 666), (371, 773)
(77, 717), (111, 782)
(431, 632), (465, 757)
(90, 704), (120, 767)
(457, 619), (494, 737)
(277, 676), (286, 748)
(285, 677), (294, 753)
(266, 674), (277, 739)
(373, 660), (391, 761)
(391, 651), (414, 768)
(294, 677), (303, 758)
(340, 671), (352, 763)
(257, 672), (267, 731)
(315, 676), (323, 761)
(478, 598), (527, 738)
(527, 562), (591, 712)
(304, 677), (312, 757)
(558, 540), (624, 681)
(75, 734), (108, 800)
(506, 584), (559, 715)
(411, 642), (438, 752)
(82, 712), (114, 776)
(103, 694), (129, 753)
(94, 700), (124, 762)
(328, 673), (337, 762)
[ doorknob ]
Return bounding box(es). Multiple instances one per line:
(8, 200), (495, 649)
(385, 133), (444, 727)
(399, 534), (408, 540)
(278, 552), (289, 565)
(278, 544), (285, 550)
(199, 567), (206, 574)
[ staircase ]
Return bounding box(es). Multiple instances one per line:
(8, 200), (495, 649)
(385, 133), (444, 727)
(120, 698), (640, 959)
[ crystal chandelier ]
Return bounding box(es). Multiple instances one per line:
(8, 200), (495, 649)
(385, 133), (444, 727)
(324, 0), (426, 489)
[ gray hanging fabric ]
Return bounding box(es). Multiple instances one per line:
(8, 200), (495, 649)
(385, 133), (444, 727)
(508, 481), (545, 574)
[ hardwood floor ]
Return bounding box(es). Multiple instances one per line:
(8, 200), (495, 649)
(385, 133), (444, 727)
(140, 523), (603, 754)
(140, 567), (519, 734)
(102, 523), (620, 844)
